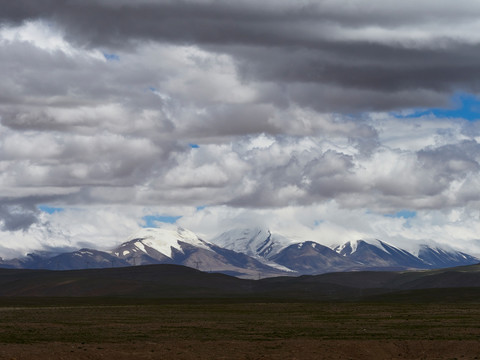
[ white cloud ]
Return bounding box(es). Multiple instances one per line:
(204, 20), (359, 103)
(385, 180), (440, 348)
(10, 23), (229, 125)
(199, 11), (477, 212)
(1, 2), (480, 258)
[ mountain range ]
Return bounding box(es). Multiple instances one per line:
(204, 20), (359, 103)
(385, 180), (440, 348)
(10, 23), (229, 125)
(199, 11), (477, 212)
(0, 227), (478, 278)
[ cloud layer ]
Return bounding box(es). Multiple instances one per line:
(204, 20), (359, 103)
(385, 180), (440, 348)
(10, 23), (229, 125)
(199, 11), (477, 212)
(1, 1), (480, 256)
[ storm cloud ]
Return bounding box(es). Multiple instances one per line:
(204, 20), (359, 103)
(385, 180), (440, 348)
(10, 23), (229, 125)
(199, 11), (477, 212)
(3, 1), (480, 107)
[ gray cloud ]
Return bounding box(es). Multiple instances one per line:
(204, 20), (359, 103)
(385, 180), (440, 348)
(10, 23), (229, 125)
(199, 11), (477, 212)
(0, 204), (38, 231)
(0, 195), (60, 231)
(2, 1), (480, 112)
(417, 141), (480, 185)
(1, 0), (480, 242)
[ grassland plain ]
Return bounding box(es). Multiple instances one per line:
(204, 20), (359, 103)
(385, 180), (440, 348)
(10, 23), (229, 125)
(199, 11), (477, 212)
(0, 298), (478, 359)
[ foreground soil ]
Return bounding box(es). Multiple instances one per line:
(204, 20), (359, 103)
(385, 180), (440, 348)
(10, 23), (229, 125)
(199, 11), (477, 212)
(0, 298), (479, 359)
(1, 339), (479, 360)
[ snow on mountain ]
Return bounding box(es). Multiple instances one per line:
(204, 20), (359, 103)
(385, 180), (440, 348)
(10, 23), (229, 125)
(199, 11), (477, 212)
(270, 241), (358, 274)
(335, 240), (359, 256)
(0, 248), (129, 270)
(417, 244), (479, 269)
(43, 249), (130, 270)
(335, 239), (479, 270)
(111, 227), (289, 278)
(114, 229), (480, 274)
(119, 227), (210, 259)
(0, 226), (478, 277)
(334, 239), (427, 270)
(210, 228), (291, 259)
(336, 239), (401, 256)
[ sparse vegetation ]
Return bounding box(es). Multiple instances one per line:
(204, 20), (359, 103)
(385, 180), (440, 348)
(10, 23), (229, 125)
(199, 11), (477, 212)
(0, 298), (479, 359)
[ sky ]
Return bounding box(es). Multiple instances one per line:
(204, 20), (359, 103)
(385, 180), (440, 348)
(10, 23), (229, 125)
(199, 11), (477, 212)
(1, 0), (480, 257)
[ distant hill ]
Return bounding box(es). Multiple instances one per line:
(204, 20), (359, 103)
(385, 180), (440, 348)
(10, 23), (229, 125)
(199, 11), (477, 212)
(0, 263), (479, 300)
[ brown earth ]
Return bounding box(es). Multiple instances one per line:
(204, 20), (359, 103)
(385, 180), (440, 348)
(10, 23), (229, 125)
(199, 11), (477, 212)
(0, 300), (478, 359)
(1, 339), (480, 359)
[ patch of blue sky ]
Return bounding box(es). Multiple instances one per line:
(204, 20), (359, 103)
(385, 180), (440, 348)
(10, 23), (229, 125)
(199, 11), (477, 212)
(142, 215), (182, 227)
(395, 92), (480, 121)
(196, 205), (206, 211)
(384, 210), (417, 219)
(103, 53), (120, 61)
(38, 205), (64, 214)
(189, 143), (200, 148)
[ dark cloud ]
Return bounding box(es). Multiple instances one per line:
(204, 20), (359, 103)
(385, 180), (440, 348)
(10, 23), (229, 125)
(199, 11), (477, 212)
(0, 204), (38, 231)
(2, 1), (480, 112)
(0, 196), (58, 231)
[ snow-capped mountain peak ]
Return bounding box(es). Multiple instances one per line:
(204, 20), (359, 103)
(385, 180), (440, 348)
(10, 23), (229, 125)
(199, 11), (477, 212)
(335, 239), (373, 256)
(334, 238), (428, 270)
(416, 244), (479, 268)
(210, 227), (290, 259)
(335, 239), (404, 256)
(335, 240), (358, 256)
(121, 227), (209, 259)
(111, 226), (289, 278)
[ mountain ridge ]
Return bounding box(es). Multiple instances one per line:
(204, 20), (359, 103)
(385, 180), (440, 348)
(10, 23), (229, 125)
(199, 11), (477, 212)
(0, 263), (479, 299)
(0, 227), (478, 278)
